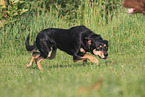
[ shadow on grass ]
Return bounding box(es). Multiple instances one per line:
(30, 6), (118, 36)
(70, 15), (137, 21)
(25, 62), (86, 70)
(46, 63), (85, 69)
(27, 62), (92, 70)
(26, 60), (113, 70)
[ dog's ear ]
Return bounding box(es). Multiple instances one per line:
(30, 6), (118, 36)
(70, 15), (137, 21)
(103, 40), (108, 45)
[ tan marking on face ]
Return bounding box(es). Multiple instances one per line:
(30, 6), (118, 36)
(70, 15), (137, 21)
(80, 48), (86, 53)
(104, 44), (108, 49)
(93, 49), (105, 58)
(88, 40), (91, 45)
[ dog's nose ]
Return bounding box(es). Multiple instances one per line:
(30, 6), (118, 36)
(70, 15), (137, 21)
(104, 53), (108, 56)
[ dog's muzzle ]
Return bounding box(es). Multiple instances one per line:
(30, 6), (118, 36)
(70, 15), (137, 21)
(93, 49), (108, 59)
(98, 54), (108, 60)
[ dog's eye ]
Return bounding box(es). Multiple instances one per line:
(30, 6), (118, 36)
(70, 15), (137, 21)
(97, 46), (101, 49)
(100, 45), (102, 48)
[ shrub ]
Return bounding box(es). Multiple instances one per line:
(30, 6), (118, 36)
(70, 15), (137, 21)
(0, 0), (28, 28)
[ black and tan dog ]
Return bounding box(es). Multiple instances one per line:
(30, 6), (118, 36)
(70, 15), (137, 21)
(25, 25), (108, 70)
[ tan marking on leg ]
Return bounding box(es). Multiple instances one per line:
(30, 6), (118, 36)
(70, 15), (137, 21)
(80, 48), (86, 53)
(36, 57), (43, 70)
(26, 52), (40, 68)
(73, 54), (99, 64)
(47, 48), (57, 60)
(81, 54), (99, 64)
(47, 48), (52, 58)
(26, 56), (35, 68)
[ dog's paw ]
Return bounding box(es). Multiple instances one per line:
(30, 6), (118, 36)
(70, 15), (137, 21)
(93, 59), (99, 64)
(90, 58), (99, 64)
(38, 67), (44, 70)
(26, 64), (32, 68)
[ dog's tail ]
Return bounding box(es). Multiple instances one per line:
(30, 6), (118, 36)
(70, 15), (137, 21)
(25, 34), (36, 52)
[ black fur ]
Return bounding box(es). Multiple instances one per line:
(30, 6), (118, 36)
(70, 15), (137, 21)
(25, 25), (108, 61)
(25, 34), (36, 52)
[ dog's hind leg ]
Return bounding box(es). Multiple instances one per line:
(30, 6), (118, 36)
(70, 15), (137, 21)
(26, 52), (40, 68)
(36, 56), (44, 70)
(34, 47), (57, 70)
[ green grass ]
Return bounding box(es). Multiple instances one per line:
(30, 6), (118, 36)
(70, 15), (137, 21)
(0, 54), (145, 97)
(0, 1), (145, 97)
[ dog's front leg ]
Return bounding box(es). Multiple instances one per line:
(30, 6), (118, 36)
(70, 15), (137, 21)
(81, 54), (99, 64)
(73, 54), (99, 65)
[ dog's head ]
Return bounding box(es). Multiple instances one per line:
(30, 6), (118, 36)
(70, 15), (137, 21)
(86, 34), (108, 59)
(122, 0), (145, 15)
